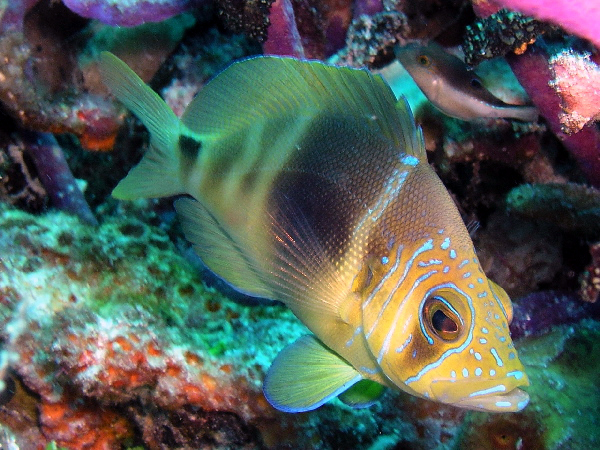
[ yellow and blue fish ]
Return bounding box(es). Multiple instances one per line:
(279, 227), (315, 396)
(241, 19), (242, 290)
(98, 52), (529, 413)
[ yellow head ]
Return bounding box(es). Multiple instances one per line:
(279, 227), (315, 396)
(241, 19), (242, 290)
(359, 165), (529, 412)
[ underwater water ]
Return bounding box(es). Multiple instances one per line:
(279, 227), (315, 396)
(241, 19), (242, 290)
(1, 0), (600, 448)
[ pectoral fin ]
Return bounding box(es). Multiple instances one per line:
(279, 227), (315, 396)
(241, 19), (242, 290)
(263, 335), (362, 412)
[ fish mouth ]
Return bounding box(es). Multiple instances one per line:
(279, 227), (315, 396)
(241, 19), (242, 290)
(453, 387), (529, 412)
(430, 378), (530, 412)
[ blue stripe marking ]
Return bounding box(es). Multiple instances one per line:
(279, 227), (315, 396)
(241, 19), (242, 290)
(396, 333), (413, 353)
(379, 269), (437, 361)
(405, 282), (475, 385)
(458, 259), (470, 269)
(468, 384), (506, 398)
(490, 348), (504, 367)
(363, 245), (403, 310)
(365, 239), (433, 338)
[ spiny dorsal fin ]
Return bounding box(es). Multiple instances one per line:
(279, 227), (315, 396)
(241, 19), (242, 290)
(181, 56), (423, 157)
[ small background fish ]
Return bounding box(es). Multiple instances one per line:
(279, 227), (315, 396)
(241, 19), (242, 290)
(98, 52), (529, 413)
(396, 42), (539, 121)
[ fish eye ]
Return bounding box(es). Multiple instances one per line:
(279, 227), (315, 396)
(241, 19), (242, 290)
(423, 296), (462, 342)
(417, 55), (431, 66)
(470, 78), (483, 89)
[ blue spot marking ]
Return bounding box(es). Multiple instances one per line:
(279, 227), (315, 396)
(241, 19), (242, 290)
(507, 370), (524, 380)
(495, 401), (513, 408)
(462, 368), (469, 378)
(490, 369), (496, 376)
(401, 154), (419, 166)
(474, 352), (482, 361)
(479, 338), (487, 344)
(449, 249), (457, 259)
(490, 348), (504, 367)
(438, 229), (445, 234)
(475, 367), (482, 376)
(481, 327), (489, 334)
(478, 291), (487, 298)
(477, 278), (484, 284)
(468, 283), (475, 289)
(412, 349), (417, 359)
(499, 336), (506, 343)
(458, 259), (469, 269)
(518, 398), (529, 410)
(451, 370), (457, 378)
(443, 266), (450, 273)
(463, 272), (471, 278)
(509, 352), (515, 360)
(381, 256), (389, 265)
(469, 384), (506, 398)
(494, 314), (500, 320)
(441, 237), (450, 250)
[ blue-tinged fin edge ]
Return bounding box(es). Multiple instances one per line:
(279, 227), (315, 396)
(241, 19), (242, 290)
(263, 335), (362, 412)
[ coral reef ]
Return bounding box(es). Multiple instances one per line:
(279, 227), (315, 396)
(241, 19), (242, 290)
(62, 0), (208, 27)
(506, 45), (600, 188)
(506, 182), (600, 236)
(1, 0), (600, 448)
(548, 48), (600, 134)
(580, 242), (600, 303)
(463, 9), (553, 67)
(471, 0), (600, 49)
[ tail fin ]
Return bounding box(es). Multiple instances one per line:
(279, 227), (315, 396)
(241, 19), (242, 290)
(98, 52), (184, 200)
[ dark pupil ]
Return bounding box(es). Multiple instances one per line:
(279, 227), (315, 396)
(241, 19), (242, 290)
(419, 56), (428, 65)
(432, 309), (457, 333)
(470, 78), (482, 88)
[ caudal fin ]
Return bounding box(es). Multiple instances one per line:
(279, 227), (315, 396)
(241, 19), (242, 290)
(98, 52), (184, 200)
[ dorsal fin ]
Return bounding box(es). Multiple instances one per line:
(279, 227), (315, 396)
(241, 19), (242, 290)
(181, 56), (423, 157)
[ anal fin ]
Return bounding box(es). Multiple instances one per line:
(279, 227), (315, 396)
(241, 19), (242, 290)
(263, 335), (362, 412)
(174, 197), (271, 298)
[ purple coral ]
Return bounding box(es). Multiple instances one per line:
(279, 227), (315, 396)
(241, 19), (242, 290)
(22, 131), (98, 226)
(510, 291), (600, 340)
(62, 0), (207, 27)
(507, 46), (600, 188)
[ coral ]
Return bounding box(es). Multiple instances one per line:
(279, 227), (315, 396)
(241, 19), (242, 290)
(472, 0), (600, 49)
(341, 11), (409, 68)
(22, 131), (98, 226)
(62, 0), (207, 27)
(580, 242), (600, 303)
(548, 49), (600, 134)
(510, 291), (600, 339)
(262, 0), (350, 59)
(463, 9), (552, 67)
(0, 133), (48, 212)
(263, 0), (306, 57)
(506, 45), (600, 187)
(474, 211), (563, 299)
(506, 182), (600, 236)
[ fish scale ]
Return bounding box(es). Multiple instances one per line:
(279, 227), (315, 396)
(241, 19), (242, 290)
(98, 52), (529, 413)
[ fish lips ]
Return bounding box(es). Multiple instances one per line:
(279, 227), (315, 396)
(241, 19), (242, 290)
(430, 377), (530, 412)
